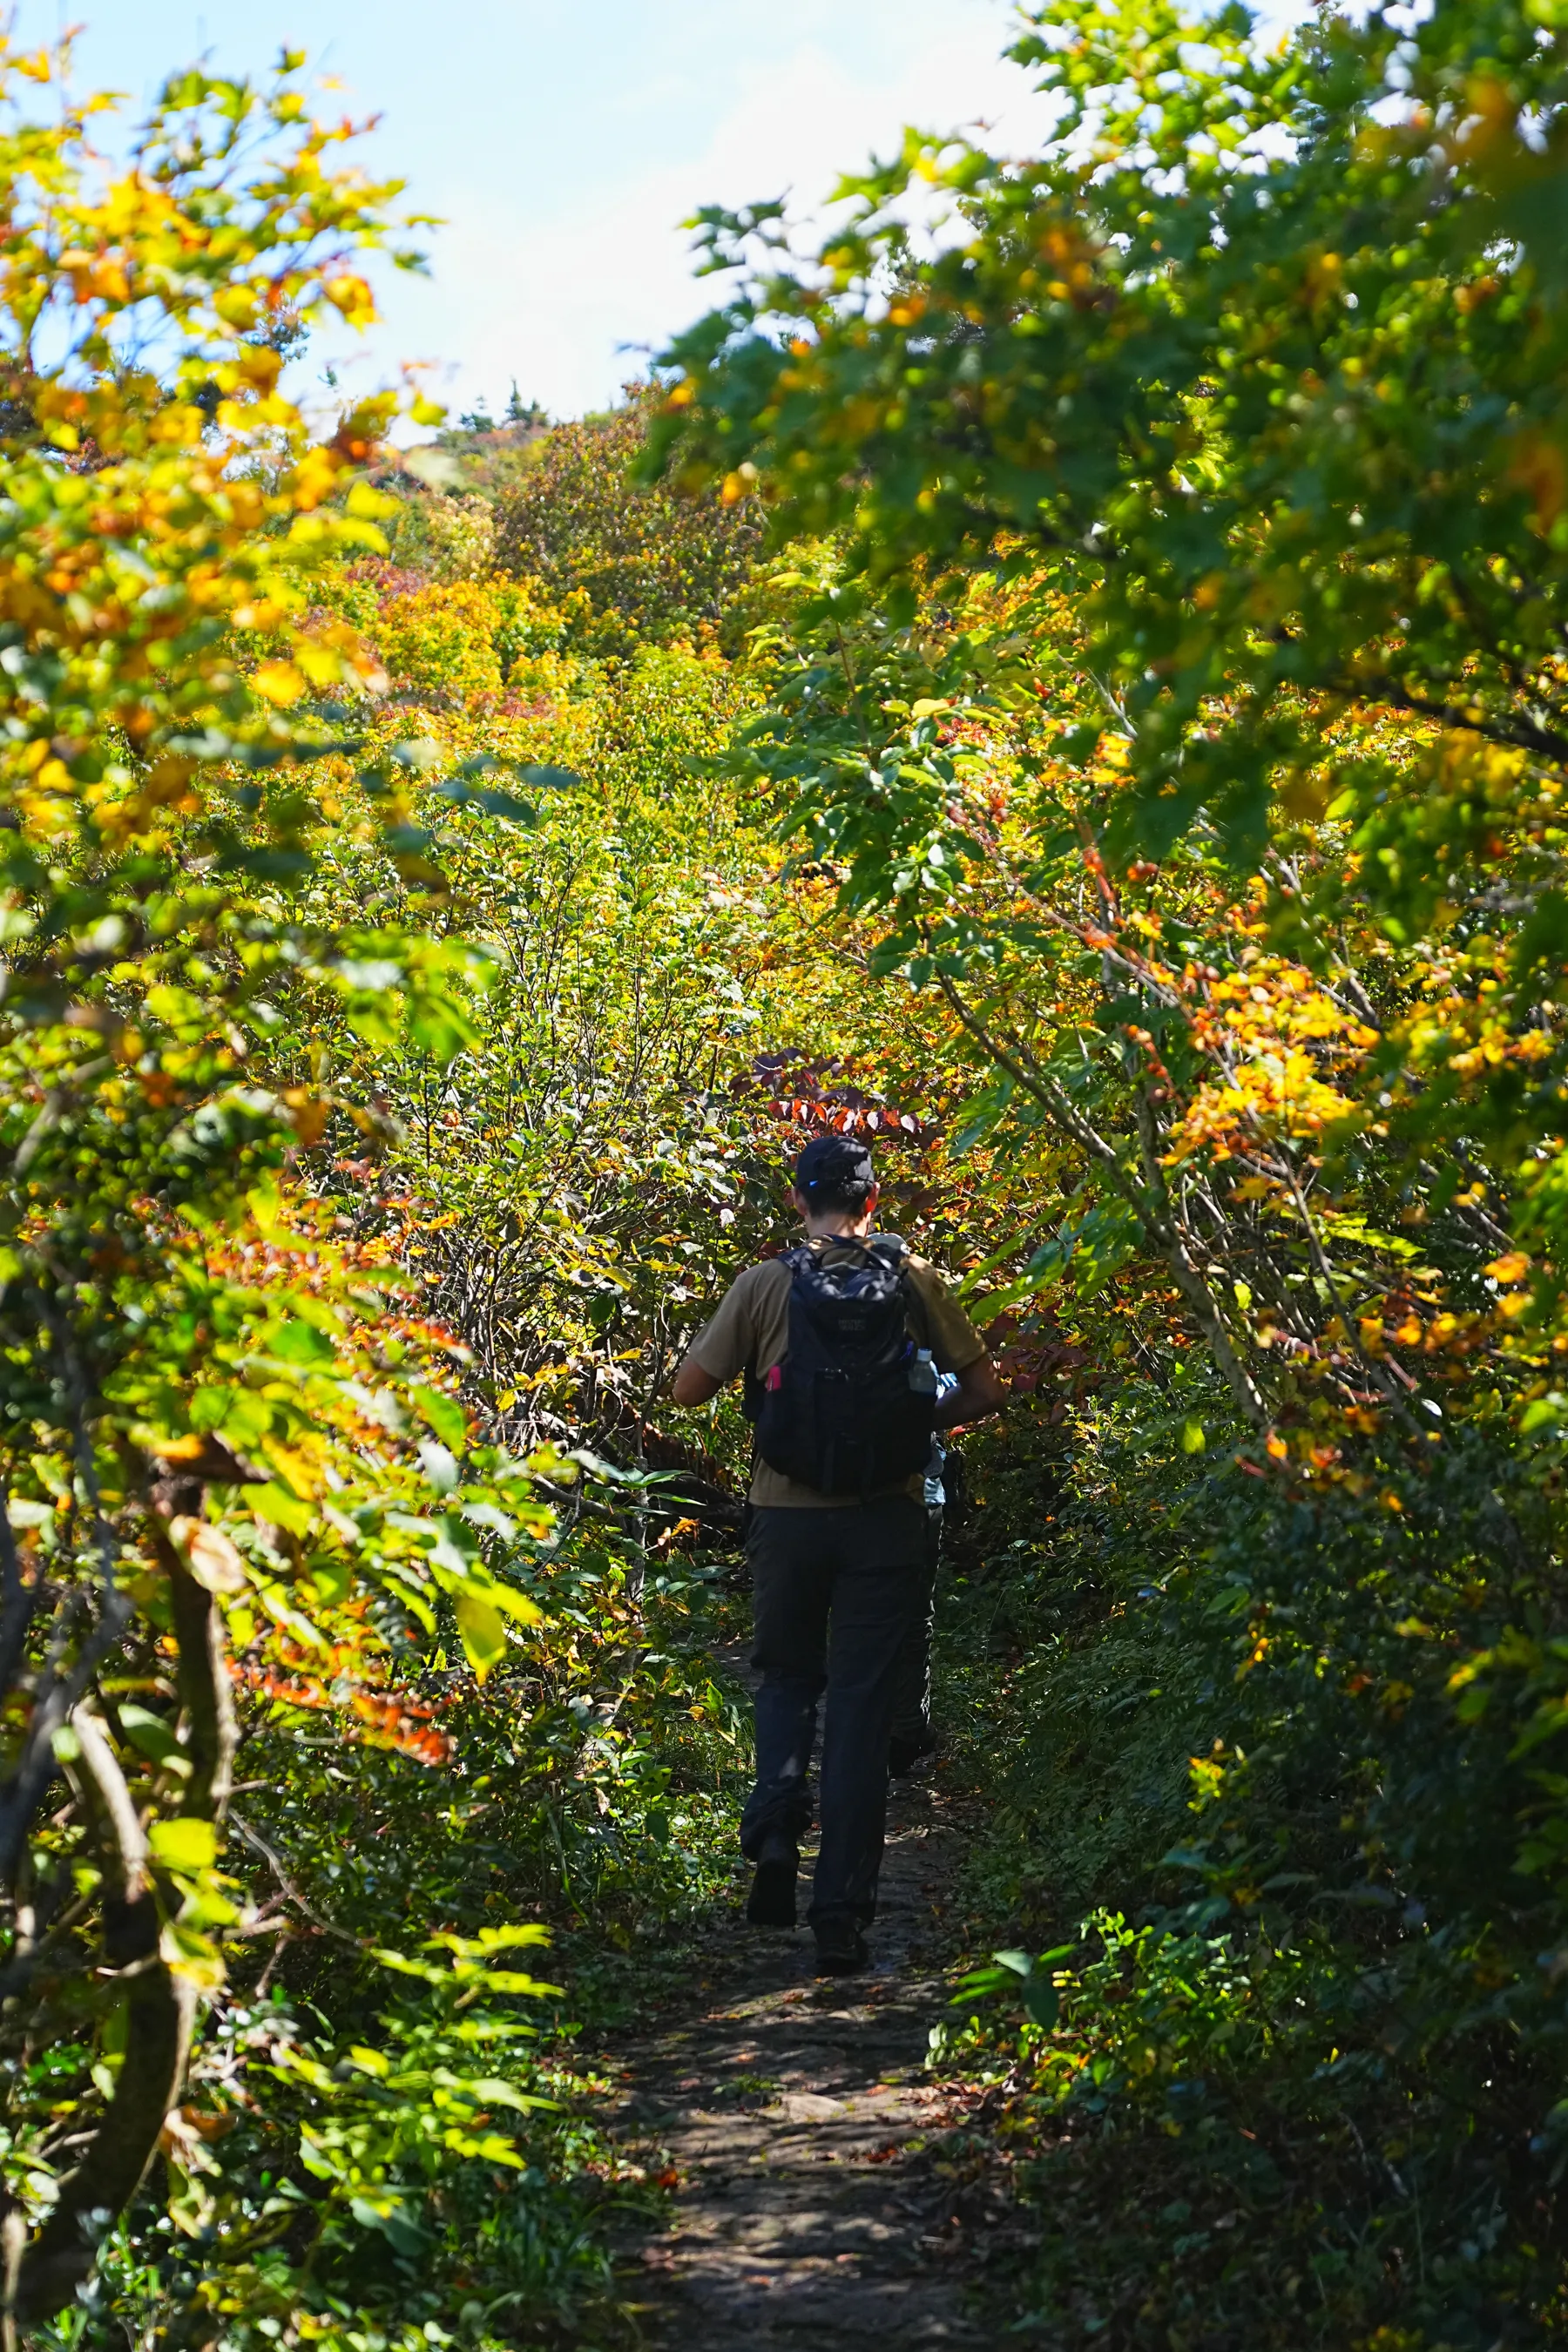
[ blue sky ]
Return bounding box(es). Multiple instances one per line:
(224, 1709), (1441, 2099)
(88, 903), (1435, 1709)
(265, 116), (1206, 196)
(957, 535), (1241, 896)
(53, 0), (1050, 422)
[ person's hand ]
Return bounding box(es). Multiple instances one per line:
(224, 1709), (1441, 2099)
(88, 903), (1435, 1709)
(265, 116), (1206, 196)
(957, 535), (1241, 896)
(935, 1359), (1005, 1430)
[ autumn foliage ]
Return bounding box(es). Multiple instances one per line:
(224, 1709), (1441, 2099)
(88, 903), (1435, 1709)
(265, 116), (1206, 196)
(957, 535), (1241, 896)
(16, 2), (1568, 2347)
(646, 0), (1568, 2337)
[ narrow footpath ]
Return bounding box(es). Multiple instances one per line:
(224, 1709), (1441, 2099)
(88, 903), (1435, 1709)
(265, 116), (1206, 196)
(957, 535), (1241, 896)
(605, 1772), (1027, 2347)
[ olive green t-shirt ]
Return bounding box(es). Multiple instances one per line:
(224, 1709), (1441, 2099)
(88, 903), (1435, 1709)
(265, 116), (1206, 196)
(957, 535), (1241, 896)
(684, 1236), (986, 1508)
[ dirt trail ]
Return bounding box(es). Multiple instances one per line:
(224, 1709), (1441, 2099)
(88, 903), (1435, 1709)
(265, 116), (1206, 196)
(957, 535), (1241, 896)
(606, 1773), (1008, 2348)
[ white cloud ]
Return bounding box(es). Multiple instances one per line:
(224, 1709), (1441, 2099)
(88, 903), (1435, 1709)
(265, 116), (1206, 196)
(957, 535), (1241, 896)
(306, 0), (1315, 425)
(330, 18), (1052, 422)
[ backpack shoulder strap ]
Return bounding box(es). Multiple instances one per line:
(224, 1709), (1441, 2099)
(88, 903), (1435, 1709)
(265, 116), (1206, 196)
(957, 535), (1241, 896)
(742, 1252), (808, 1419)
(868, 1233), (918, 1319)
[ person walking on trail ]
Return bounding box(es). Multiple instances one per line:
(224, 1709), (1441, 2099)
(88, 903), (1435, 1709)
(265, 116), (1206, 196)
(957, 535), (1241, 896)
(670, 1134), (1004, 1976)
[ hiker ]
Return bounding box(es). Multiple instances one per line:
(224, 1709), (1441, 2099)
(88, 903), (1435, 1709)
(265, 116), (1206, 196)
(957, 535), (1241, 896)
(670, 1134), (1004, 1974)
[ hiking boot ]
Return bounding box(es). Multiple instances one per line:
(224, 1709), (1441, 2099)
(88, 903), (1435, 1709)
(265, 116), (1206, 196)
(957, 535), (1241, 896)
(889, 1727), (938, 1777)
(745, 1832), (798, 1929)
(813, 1919), (869, 1976)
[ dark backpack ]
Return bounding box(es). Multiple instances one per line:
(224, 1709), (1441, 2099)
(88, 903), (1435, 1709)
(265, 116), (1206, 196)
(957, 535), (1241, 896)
(747, 1235), (937, 1497)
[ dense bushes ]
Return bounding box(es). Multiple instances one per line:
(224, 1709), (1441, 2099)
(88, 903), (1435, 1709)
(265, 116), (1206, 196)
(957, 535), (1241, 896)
(650, 0), (1568, 2336)
(493, 395), (764, 657)
(929, 1388), (1568, 2344)
(14, 2), (1568, 2344)
(0, 46), (801, 2347)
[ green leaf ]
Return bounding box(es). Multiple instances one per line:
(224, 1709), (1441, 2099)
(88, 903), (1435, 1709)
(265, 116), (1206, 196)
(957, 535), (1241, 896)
(460, 1499), (517, 1541)
(299, 2127), (339, 2180)
(159, 1916), (228, 1990)
(455, 1589), (508, 1680)
(411, 1384), (467, 1450)
(470, 1968), (561, 1997)
(118, 1706), (189, 1775)
(487, 1581), (544, 1627)
(267, 1315), (336, 1368)
(248, 1482), (314, 1537)
(349, 2194), (429, 2255)
(430, 778), (536, 824)
(428, 1923), (552, 1957)
(1021, 1974), (1060, 2031)
(374, 1565), (438, 1633)
(149, 1817), (219, 1873)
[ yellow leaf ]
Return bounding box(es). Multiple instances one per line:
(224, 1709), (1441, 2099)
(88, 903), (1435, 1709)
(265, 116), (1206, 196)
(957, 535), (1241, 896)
(290, 447), (339, 509)
(149, 1817), (218, 1872)
(213, 284), (257, 328)
(145, 1432), (209, 1462)
(237, 345), (282, 391)
(294, 639), (344, 686)
(159, 1916), (226, 1992)
(322, 272), (375, 327)
(88, 259), (130, 304)
(281, 1086), (332, 1147)
(1508, 431), (1567, 531)
(252, 660), (306, 706)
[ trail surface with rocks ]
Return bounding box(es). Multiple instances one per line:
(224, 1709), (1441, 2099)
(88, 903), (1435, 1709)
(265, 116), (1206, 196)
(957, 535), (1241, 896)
(604, 1773), (1027, 2348)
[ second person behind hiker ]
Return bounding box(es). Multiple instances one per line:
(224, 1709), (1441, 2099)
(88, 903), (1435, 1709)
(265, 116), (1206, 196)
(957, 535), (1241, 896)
(670, 1134), (1004, 1975)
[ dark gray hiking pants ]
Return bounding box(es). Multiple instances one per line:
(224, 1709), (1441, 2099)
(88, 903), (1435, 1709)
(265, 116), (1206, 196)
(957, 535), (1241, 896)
(740, 1496), (926, 1929)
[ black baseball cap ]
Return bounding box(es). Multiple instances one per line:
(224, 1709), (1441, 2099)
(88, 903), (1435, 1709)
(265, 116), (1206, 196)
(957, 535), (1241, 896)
(793, 1133), (875, 1197)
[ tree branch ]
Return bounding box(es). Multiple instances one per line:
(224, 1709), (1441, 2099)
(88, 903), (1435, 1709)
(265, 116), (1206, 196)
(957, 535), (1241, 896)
(150, 1515), (237, 1825)
(0, 1591), (131, 1889)
(935, 965), (1271, 1429)
(10, 1711), (196, 2326)
(1352, 677), (1568, 768)
(0, 1487), (36, 1701)
(1132, 1086), (1271, 1429)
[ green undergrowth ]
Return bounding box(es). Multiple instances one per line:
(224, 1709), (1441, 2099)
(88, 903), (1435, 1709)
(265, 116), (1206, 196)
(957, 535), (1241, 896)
(40, 1544), (751, 2352)
(933, 1394), (1568, 2350)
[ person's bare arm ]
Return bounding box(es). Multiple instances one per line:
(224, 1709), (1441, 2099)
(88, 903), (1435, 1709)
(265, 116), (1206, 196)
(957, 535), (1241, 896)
(936, 1357), (1005, 1430)
(672, 1357), (724, 1408)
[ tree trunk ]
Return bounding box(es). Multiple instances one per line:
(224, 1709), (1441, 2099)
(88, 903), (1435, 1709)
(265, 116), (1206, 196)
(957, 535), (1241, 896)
(8, 1488), (238, 2326)
(9, 1711), (196, 2323)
